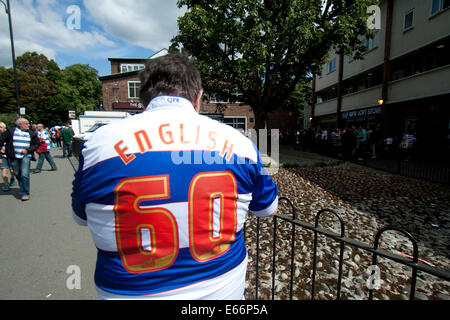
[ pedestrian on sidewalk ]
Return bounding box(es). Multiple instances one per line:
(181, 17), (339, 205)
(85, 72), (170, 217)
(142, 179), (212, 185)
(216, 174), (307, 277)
(356, 126), (367, 161)
(56, 128), (62, 147)
(0, 121), (15, 192)
(50, 128), (57, 148)
(72, 52), (279, 300)
(0, 118), (39, 201)
(33, 123), (57, 173)
(342, 126), (357, 161)
(60, 123), (73, 158)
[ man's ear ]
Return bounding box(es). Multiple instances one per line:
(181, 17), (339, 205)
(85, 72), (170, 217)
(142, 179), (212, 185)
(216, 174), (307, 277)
(193, 89), (203, 113)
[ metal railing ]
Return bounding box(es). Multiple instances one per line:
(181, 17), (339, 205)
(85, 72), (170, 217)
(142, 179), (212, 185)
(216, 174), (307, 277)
(360, 156), (450, 185)
(72, 138), (83, 161)
(245, 197), (450, 300)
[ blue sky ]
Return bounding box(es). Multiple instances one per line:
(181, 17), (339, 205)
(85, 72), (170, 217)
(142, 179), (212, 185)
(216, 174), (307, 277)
(0, 0), (185, 76)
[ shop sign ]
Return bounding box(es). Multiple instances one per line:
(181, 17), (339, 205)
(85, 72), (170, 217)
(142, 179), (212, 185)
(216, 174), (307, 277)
(113, 102), (144, 110)
(341, 106), (381, 120)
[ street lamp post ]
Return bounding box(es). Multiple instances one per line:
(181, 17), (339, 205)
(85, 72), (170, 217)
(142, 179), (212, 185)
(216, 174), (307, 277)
(1, 0), (21, 117)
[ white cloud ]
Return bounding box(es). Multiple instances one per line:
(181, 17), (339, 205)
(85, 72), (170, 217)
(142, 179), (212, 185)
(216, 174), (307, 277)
(0, 0), (115, 67)
(0, 0), (185, 73)
(83, 0), (186, 52)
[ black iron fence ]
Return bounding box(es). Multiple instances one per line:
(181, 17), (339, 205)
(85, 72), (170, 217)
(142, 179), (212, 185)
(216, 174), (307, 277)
(291, 135), (450, 185)
(362, 157), (450, 185)
(244, 197), (450, 300)
(72, 137), (83, 161)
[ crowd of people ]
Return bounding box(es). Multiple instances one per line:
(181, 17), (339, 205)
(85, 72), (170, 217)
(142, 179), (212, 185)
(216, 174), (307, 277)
(0, 119), (74, 200)
(281, 125), (416, 161)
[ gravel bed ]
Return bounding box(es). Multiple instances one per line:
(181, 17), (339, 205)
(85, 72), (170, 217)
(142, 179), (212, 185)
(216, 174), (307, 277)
(244, 162), (450, 300)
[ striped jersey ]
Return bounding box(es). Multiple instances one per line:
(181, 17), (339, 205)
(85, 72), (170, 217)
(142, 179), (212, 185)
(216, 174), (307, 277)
(13, 128), (31, 159)
(38, 130), (51, 150)
(72, 96), (278, 299)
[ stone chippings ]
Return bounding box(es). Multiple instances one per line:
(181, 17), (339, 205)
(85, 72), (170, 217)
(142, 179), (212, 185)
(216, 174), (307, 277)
(244, 162), (450, 300)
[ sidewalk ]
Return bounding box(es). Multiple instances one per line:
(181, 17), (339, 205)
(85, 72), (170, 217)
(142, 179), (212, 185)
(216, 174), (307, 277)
(0, 147), (97, 300)
(261, 145), (340, 167)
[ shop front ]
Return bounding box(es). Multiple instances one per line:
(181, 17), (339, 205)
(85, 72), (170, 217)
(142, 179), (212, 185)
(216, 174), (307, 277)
(340, 106), (381, 130)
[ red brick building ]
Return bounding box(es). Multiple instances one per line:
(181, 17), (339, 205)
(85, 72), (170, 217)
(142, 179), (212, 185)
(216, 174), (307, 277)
(99, 49), (299, 132)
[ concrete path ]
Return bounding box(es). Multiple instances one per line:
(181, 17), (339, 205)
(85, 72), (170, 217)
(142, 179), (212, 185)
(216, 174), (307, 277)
(261, 145), (339, 168)
(0, 148), (97, 300)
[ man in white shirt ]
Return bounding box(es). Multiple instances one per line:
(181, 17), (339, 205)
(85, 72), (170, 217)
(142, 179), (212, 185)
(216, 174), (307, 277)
(72, 53), (279, 299)
(0, 118), (39, 200)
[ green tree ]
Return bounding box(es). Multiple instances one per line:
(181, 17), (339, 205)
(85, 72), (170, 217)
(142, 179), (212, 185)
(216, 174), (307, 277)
(171, 0), (376, 129)
(60, 64), (102, 117)
(0, 66), (16, 115)
(15, 52), (58, 123)
(0, 52), (102, 126)
(46, 64), (102, 124)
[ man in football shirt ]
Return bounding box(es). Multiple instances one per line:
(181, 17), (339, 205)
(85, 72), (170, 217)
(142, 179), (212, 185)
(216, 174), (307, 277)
(72, 53), (278, 299)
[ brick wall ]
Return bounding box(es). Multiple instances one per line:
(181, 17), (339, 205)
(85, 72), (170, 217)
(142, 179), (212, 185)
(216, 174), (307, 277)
(201, 103), (255, 129)
(102, 76), (299, 132)
(267, 108), (299, 133)
(110, 61), (120, 74)
(102, 75), (141, 110)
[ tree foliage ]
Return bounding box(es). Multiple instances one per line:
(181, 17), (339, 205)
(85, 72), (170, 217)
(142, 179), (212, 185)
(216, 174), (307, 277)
(0, 51), (102, 126)
(171, 0), (377, 129)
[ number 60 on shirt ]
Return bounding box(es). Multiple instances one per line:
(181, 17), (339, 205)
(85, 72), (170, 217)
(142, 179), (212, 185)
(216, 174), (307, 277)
(113, 171), (238, 273)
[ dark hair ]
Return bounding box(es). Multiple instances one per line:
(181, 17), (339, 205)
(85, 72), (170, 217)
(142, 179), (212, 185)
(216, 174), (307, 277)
(139, 52), (202, 107)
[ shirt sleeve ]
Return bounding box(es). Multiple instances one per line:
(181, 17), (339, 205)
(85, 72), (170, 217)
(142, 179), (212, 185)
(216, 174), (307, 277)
(71, 144), (88, 226)
(248, 149), (278, 217)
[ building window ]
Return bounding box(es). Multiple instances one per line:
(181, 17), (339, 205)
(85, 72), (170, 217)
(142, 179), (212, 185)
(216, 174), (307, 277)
(432, 0), (440, 13)
(404, 9), (415, 30)
(223, 117), (246, 130)
(327, 58), (336, 73)
(359, 32), (379, 55)
(209, 89), (243, 104)
(431, 0), (449, 15)
(121, 64), (145, 73)
(367, 31), (379, 50)
(128, 81), (140, 98)
(445, 0), (450, 10)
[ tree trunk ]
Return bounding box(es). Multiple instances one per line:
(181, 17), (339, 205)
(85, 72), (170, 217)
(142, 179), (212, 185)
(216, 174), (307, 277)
(253, 106), (267, 131)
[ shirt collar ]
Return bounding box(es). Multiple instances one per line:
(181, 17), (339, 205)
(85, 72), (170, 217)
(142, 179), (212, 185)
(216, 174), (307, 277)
(15, 127), (28, 133)
(145, 95), (196, 113)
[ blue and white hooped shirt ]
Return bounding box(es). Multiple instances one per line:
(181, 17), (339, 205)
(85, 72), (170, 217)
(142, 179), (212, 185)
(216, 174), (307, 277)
(13, 128), (31, 159)
(38, 130), (51, 150)
(72, 95), (278, 299)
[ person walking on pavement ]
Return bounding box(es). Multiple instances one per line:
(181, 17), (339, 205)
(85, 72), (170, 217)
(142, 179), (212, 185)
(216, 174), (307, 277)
(60, 123), (73, 158)
(33, 123), (57, 173)
(0, 118), (39, 201)
(356, 126), (367, 161)
(72, 53), (279, 299)
(0, 121), (15, 192)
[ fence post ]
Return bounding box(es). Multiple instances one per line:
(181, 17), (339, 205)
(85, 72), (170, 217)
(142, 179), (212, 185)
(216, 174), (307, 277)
(277, 197), (296, 300)
(369, 226), (419, 300)
(272, 215), (277, 300)
(255, 217), (260, 300)
(311, 209), (345, 300)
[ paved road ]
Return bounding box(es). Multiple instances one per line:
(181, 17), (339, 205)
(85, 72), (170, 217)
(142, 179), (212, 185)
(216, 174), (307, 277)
(0, 148), (97, 300)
